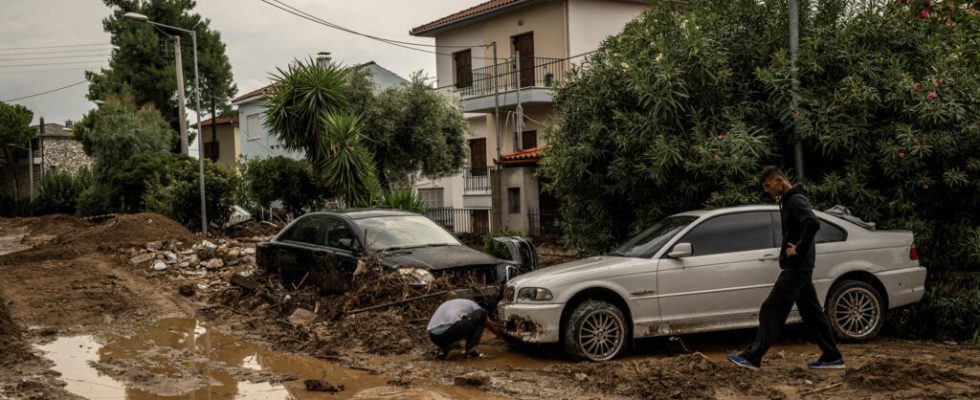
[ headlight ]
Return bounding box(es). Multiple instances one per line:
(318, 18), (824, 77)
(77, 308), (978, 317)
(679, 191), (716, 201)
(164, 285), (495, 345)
(517, 287), (553, 302)
(397, 267), (435, 285)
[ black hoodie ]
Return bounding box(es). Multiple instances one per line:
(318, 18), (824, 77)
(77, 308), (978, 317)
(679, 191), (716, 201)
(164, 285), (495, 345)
(778, 183), (820, 269)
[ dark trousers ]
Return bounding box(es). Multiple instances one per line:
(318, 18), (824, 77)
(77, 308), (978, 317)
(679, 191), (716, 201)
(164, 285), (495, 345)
(429, 309), (487, 354)
(742, 268), (842, 366)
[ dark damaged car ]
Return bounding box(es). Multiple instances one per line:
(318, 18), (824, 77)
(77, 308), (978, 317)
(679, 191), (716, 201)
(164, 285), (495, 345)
(256, 209), (537, 299)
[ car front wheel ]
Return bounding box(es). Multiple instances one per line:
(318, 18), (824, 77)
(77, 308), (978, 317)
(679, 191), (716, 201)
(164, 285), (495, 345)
(562, 300), (627, 361)
(825, 280), (884, 341)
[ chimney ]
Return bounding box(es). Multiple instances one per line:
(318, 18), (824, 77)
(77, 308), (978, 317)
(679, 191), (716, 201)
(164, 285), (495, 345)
(316, 51), (332, 67)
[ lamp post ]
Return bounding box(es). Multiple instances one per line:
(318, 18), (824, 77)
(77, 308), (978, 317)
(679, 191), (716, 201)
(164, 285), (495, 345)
(123, 11), (208, 235)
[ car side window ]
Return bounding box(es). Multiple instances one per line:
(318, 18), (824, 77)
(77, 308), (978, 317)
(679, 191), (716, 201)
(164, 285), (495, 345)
(815, 220), (846, 243)
(771, 213), (846, 244)
(280, 216), (324, 245)
(680, 212), (774, 256)
(324, 218), (358, 251)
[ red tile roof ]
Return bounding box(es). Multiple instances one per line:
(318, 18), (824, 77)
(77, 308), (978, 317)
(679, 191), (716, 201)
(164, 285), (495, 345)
(495, 146), (543, 166)
(411, 0), (532, 36)
(194, 116), (239, 128)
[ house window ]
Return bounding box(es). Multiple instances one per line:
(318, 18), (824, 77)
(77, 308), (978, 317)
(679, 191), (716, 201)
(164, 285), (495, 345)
(246, 113), (261, 140)
(521, 130), (537, 150)
(508, 187), (521, 214)
(454, 50), (472, 89)
(418, 188), (444, 209)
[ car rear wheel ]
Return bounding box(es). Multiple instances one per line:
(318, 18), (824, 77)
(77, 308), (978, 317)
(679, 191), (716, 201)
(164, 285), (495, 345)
(826, 280), (884, 341)
(563, 300), (627, 361)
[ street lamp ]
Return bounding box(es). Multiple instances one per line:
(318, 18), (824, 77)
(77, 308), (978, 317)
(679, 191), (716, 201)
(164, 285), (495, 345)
(123, 11), (209, 236)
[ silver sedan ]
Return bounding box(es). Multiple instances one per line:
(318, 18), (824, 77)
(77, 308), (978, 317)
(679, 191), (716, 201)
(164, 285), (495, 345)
(497, 205), (927, 361)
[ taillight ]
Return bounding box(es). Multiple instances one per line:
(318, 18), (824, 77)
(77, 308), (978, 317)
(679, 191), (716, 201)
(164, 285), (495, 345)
(909, 244), (918, 261)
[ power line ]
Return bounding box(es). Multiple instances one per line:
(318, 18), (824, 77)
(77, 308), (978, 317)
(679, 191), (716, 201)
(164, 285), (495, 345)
(0, 66), (105, 75)
(0, 48), (115, 57)
(263, 0), (487, 49)
(258, 0), (495, 59)
(2, 80), (88, 102)
(0, 43), (112, 51)
(0, 59), (110, 68)
(0, 53), (113, 62)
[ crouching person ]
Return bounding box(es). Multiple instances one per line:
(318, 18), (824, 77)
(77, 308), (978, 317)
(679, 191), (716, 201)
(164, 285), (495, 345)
(428, 298), (501, 360)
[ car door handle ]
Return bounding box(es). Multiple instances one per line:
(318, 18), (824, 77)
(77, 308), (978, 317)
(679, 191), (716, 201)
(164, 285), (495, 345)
(758, 253), (777, 261)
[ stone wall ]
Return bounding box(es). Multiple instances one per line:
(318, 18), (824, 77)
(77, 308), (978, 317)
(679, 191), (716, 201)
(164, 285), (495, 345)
(40, 136), (91, 175)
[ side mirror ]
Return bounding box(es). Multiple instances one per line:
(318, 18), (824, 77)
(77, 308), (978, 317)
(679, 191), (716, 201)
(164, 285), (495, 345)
(667, 242), (692, 258)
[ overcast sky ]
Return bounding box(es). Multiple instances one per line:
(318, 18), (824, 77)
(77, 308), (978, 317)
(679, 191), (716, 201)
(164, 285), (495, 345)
(0, 0), (484, 129)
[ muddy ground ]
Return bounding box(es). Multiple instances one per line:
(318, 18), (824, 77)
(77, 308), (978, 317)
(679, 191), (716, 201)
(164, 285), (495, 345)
(0, 214), (978, 400)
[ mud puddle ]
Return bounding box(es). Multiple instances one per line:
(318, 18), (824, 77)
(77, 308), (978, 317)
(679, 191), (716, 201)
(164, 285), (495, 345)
(38, 317), (505, 400)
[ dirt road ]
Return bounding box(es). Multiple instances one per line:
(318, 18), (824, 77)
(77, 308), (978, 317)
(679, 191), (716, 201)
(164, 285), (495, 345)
(1, 214), (977, 399)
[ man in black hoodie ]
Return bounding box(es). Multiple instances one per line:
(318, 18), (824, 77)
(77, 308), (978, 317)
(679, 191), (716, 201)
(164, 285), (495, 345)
(728, 166), (844, 370)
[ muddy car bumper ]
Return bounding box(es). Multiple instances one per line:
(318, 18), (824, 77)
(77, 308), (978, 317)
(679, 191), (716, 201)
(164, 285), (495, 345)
(878, 266), (928, 309)
(496, 303), (562, 343)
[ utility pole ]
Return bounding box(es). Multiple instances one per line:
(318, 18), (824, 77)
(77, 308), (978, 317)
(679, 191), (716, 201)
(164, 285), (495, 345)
(789, 0), (804, 179)
(174, 36), (189, 155)
(515, 50), (524, 150)
(29, 117), (40, 202)
(491, 42), (503, 232)
(492, 42), (501, 159)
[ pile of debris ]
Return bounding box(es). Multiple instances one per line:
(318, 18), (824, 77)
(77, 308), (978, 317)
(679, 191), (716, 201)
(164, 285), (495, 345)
(207, 258), (487, 356)
(120, 236), (268, 298)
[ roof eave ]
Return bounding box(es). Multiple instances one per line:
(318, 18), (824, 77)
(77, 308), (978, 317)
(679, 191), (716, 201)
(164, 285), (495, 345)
(410, 0), (538, 37)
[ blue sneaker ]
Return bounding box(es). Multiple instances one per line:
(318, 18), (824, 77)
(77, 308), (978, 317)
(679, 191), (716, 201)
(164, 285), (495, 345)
(807, 358), (845, 369)
(727, 354), (759, 370)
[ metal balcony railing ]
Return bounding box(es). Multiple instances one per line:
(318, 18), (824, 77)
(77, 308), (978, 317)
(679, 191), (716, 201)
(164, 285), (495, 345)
(456, 57), (568, 98)
(464, 166), (493, 193)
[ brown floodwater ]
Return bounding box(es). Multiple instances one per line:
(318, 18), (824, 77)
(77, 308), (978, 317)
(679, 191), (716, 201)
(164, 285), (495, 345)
(37, 317), (507, 400)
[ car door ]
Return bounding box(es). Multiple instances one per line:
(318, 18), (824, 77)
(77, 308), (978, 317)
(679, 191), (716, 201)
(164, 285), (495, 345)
(273, 215), (327, 282)
(317, 217), (362, 293)
(656, 211), (779, 332)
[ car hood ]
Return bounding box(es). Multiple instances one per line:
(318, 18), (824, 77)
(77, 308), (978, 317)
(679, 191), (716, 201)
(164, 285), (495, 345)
(508, 255), (634, 287)
(380, 245), (501, 271)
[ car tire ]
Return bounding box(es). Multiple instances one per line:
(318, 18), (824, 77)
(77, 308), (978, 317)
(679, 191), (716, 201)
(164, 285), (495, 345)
(562, 300), (628, 361)
(825, 280), (884, 342)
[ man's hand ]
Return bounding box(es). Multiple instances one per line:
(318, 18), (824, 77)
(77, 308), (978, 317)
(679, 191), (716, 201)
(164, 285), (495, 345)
(485, 319), (503, 338)
(786, 243), (797, 257)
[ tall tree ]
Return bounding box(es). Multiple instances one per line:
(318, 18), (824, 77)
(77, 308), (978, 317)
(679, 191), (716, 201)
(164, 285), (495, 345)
(86, 0), (236, 152)
(347, 70), (468, 190)
(0, 102), (35, 204)
(74, 92), (173, 181)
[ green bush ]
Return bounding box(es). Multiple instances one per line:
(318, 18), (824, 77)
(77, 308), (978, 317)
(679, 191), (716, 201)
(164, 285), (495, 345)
(376, 188), (426, 214)
(33, 170), (82, 215)
(242, 156), (331, 214)
(886, 273), (980, 344)
(156, 157), (239, 230)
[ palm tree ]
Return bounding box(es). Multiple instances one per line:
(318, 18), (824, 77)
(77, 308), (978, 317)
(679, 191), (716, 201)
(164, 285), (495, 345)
(264, 58), (380, 207)
(319, 112), (379, 207)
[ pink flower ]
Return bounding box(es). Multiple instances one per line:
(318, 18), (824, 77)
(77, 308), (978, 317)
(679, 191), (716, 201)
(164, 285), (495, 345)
(919, 9), (929, 18)
(898, 151), (906, 159)
(927, 91), (937, 101)
(912, 82), (922, 91)
(936, 79), (943, 87)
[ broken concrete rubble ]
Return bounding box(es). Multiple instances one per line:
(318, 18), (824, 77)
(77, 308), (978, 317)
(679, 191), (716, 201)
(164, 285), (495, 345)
(130, 253), (154, 266)
(287, 308), (317, 328)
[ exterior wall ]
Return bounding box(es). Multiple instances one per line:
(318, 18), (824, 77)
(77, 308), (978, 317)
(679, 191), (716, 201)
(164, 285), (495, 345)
(237, 100), (305, 162)
(39, 136), (91, 175)
(499, 165), (541, 233)
(567, 0), (647, 60)
(487, 104), (554, 156)
(201, 124), (241, 171)
(433, 0), (569, 90)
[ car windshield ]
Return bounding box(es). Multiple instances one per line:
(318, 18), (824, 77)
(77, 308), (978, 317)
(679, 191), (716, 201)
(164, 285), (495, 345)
(609, 216), (697, 258)
(354, 215), (461, 251)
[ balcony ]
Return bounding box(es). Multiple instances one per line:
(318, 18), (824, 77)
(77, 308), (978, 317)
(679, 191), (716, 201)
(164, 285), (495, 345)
(464, 166), (493, 194)
(455, 57), (568, 113)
